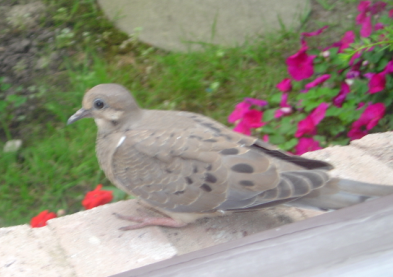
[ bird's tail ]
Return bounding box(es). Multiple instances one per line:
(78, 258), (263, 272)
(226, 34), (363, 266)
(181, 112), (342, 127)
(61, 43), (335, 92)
(289, 178), (393, 211)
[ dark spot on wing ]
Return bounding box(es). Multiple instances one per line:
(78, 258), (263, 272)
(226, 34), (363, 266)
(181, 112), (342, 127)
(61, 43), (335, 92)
(220, 148), (239, 155)
(193, 166), (198, 173)
(185, 177), (193, 184)
(166, 169), (173, 173)
(174, 190), (185, 195)
(111, 120), (118, 126)
(201, 183), (212, 192)
(231, 163), (254, 173)
(205, 173), (217, 183)
(190, 135), (203, 140)
(239, 180), (254, 187)
(200, 122), (221, 133)
(204, 139), (217, 143)
(206, 164), (212, 171)
(170, 133), (175, 137)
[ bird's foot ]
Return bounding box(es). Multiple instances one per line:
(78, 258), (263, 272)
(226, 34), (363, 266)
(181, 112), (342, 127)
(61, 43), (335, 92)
(113, 212), (187, 230)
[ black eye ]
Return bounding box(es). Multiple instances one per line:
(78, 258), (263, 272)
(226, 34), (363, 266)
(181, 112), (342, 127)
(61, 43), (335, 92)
(94, 99), (105, 109)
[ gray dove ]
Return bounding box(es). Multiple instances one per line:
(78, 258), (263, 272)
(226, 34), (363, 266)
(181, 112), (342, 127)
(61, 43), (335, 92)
(68, 84), (393, 230)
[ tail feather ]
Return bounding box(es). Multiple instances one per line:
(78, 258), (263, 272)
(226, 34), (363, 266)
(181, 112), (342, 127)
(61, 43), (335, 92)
(289, 178), (393, 211)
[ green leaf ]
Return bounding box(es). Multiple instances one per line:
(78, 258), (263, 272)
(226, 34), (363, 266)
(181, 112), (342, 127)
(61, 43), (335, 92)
(268, 134), (286, 145)
(279, 137), (298, 151)
(263, 109), (276, 122)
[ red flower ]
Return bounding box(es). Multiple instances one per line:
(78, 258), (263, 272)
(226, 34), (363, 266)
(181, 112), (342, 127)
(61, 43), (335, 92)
(348, 103), (385, 140)
(286, 42), (316, 81)
(389, 9), (393, 18)
(294, 137), (322, 155)
(30, 210), (56, 228)
(295, 103), (329, 137)
(305, 74), (331, 90)
(276, 78), (292, 92)
(360, 15), (373, 37)
(82, 184), (113, 210)
(333, 82), (351, 107)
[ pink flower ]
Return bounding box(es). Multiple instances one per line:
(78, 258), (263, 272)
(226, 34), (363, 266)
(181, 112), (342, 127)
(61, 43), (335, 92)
(374, 22), (384, 31)
(333, 82), (351, 107)
(286, 42), (316, 81)
(360, 15), (372, 37)
(368, 72), (386, 93)
(305, 74), (331, 89)
(244, 98), (268, 107)
(383, 60), (393, 74)
(274, 93), (292, 118)
(294, 137), (322, 155)
(228, 102), (251, 123)
(301, 26), (328, 37)
(295, 103), (329, 137)
(389, 9), (393, 18)
(338, 31), (355, 53)
(263, 134), (269, 142)
(276, 78), (292, 92)
(370, 2), (386, 15)
(348, 103), (385, 140)
(233, 109), (265, 136)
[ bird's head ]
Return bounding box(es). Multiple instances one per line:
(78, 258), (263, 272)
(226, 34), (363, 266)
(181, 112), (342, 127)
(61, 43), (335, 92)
(67, 84), (142, 134)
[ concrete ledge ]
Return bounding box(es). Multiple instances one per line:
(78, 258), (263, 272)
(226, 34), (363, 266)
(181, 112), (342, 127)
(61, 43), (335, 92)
(1, 132), (392, 276)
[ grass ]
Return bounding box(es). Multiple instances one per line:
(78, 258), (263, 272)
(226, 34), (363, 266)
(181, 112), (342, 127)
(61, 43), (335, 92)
(0, 0), (354, 226)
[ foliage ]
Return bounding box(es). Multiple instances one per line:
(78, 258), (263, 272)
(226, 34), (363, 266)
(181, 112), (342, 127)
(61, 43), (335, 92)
(229, 1), (393, 154)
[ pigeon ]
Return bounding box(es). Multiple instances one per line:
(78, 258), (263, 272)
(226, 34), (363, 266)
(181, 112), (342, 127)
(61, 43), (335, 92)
(67, 83), (393, 230)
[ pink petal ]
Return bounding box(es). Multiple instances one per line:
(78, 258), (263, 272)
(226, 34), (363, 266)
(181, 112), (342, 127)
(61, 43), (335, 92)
(276, 78), (292, 92)
(286, 44), (315, 81)
(280, 93), (290, 107)
(364, 72), (375, 79)
(295, 137), (322, 155)
(301, 26), (328, 37)
(333, 82), (351, 107)
(263, 135), (269, 142)
(370, 1), (386, 15)
(233, 121), (252, 135)
(244, 97), (268, 107)
(348, 127), (368, 140)
(358, 1), (371, 13)
(228, 102), (251, 123)
(338, 31), (356, 53)
(357, 102), (365, 109)
(390, 9), (393, 18)
(295, 116), (316, 138)
(360, 16), (373, 38)
(374, 22), (384, 31)
(368, 72), (386, 94)
(242, 110), (265, 128)
(310, 102), (329, 125)
(305, 74), (331, 89)
(383, 60), (393, 74)
(362, 103), (385, 130)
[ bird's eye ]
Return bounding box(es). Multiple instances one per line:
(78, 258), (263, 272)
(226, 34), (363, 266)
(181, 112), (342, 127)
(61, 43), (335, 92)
(94, 99), (105, 109)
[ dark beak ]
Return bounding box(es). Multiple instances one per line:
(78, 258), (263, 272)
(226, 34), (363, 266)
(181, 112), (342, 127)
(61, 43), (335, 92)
(67, 108), (92, 125)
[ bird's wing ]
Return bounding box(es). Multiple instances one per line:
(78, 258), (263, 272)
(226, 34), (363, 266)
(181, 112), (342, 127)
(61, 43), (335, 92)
(108, 119), (331, 213)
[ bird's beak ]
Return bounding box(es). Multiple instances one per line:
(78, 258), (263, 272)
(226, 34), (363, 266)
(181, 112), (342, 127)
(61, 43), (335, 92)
(67, 108), (92, 125)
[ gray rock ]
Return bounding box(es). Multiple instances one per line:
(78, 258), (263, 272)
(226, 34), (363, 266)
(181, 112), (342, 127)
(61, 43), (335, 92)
(97, 0), (310, 51)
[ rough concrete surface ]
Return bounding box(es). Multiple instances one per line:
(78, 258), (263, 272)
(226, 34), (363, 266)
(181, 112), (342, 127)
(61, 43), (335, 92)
(97, 0), (310, 51)
(1, 132), (393, 276)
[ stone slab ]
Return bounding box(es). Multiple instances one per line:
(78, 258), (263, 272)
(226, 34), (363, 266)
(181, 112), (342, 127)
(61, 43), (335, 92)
(47, 200), (177, 277)
(0, 225), (75, 277)
(97, 0), (310, 51)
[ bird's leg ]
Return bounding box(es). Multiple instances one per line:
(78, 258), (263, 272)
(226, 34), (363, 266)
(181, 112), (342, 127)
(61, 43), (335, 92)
(113, 212), (187, 230)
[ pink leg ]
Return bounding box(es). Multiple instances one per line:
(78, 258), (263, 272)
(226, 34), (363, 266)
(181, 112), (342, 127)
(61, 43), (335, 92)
(113, 212), (187, 231)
